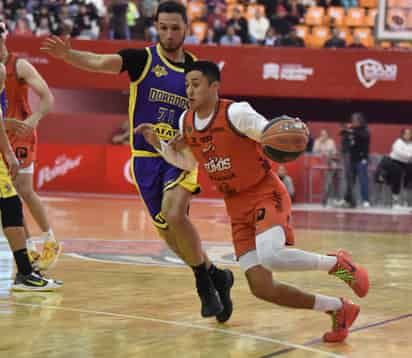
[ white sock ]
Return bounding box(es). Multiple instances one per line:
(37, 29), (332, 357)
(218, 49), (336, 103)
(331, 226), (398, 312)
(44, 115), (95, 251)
(318, 255), (337, 272)
(261, 248), (337, 272)
(42, 229), (54, 240)
(313, 294), (343, 312)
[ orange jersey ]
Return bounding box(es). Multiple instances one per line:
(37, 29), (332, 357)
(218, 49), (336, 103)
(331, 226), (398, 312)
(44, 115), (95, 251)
(5, 53), (37, 167)
(182, 99), (271, 196)
(183, 99), (294, 258)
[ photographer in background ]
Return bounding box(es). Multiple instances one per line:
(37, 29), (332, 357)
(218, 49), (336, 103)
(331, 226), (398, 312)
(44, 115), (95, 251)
(340, 113), (371, 208)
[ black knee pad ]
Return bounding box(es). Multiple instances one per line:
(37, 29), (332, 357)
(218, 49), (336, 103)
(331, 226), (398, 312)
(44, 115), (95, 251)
(1, 195), (24, 228)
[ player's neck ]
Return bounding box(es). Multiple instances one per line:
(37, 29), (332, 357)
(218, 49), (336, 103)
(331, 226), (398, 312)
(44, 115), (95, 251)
(159, 45), (185, 63)
(196, 98), (219, 119)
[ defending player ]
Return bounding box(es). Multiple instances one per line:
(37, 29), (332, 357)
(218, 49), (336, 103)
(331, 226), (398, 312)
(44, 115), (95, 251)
(41, 2), (233, 321)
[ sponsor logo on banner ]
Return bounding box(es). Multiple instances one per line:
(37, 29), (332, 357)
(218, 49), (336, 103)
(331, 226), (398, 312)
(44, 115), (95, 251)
(37, 155), (82, 188)
(355, 59), (397, 88)
(263, 63), (314, 81)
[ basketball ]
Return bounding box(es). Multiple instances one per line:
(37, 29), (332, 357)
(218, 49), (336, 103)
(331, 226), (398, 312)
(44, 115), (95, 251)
(261, 115), (310, 163)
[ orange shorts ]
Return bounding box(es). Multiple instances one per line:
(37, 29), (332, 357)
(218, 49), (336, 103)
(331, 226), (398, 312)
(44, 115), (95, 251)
(225, 172), (295, 259)
(10, 132), (37, 169)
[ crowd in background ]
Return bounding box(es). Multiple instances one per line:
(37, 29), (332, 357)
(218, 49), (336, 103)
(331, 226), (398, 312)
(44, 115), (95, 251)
(1, 0), (410, 49)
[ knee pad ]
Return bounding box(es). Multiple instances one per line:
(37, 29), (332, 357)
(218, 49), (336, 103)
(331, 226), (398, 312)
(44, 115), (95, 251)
(1, 195), (24, 228)
(256, 226), (286, 270)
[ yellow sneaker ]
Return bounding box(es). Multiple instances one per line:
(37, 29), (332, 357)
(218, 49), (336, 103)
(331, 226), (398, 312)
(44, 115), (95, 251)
(37, 237), (62, 271)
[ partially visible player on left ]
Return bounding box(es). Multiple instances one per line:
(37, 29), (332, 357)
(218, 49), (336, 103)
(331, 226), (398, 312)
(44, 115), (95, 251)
(0, 62), (62, 291)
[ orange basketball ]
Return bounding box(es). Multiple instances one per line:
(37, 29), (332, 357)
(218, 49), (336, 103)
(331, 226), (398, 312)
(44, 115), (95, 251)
(261, 115), (309, 163)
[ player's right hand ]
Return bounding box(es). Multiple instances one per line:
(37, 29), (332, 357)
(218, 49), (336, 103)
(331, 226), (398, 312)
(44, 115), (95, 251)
(135, 124), (161, 150)
(4, 150), (19, 180)
(5, 118), (33, 138)
(40, 35), (71, 60)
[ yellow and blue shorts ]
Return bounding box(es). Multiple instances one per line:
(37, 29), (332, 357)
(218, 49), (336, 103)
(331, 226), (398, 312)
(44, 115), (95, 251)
(0, 158), (17, 199)
(130, 153), (199, 230)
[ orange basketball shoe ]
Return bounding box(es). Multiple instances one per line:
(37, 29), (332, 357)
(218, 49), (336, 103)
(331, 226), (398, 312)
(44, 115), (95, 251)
(323, 298), (360, 343)
(328, 250), (369, 298)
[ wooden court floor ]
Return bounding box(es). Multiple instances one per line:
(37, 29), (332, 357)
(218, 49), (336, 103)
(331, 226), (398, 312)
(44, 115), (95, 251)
(0, 195), (411, 358)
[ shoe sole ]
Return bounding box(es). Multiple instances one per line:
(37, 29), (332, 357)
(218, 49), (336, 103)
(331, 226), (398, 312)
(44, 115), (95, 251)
(12, 286), (61, 292)
(216, 270), (234, 323)
(352, 265), (369, 298)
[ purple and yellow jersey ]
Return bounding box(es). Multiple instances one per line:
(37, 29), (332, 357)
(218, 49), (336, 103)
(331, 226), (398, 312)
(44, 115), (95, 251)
(129, 44), (195, 156)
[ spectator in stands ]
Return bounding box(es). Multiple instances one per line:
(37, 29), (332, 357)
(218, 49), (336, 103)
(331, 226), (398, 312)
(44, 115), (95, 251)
(35, 17), (51, 37)
(203, 28), (218, 45)
(13, 18), (33, 37)
(263, 27), (279, 46)
(314, 129), (340, 206)
(284, 0), (306, 26)
(73, 3), (100, 39)
(248, 6), (270, 44)
(185, 26), (200, 45)
(349, 34), (366, 48)
(275, 26), (305, 47)
(108, 0), (130, 40)
(318, 0), (343, 8)
(207, 3), (226, 41)
(227, 7), (249, 43)
(324, 28), (346, 48)
(341, 113), (370, 208)
(220, 25), (242, 46)
(127, 0), (140, 38)
(277, 165), (295, 201)
(16, 7), (36, 33)
(112, 120), (130, 145)
(341, 0), (358, 10)
(386, 128), (412, 208)
(207, 4), (227, 43)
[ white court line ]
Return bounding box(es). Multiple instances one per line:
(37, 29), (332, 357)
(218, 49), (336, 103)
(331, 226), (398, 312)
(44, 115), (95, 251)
(0, 300), (345, 358)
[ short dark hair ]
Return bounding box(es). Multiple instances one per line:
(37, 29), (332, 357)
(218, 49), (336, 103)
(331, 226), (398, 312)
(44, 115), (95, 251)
(155, 1), (188, 24)
(185, 61), (221, 84)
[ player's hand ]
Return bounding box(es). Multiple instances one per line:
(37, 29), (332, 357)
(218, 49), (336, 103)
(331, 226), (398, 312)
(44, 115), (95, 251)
(14, 121), (34, 138)
(40, 35), (71, 60)
(4, 150), (19, 179)
(5, 118), (32, 137)
(134, 124), (161, 150)
(169, 134), (187, 151)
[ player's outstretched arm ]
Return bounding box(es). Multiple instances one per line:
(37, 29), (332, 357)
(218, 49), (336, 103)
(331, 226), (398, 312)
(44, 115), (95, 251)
(41, 35), (122, 74)
(135, 124), (197, 172)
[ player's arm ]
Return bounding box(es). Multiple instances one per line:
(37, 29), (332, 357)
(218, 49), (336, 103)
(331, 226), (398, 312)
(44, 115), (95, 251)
(41, 35), (122, 74)
(135, 123), (198, 172)
(227, 102), (268, 142)
(0, 64), (19, 178)
(17, 59), (54, 131)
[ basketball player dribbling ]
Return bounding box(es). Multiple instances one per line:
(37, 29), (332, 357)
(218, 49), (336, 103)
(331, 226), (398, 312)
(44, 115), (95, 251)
(41, 2), (233, 321)
(137, 61), (370, 342)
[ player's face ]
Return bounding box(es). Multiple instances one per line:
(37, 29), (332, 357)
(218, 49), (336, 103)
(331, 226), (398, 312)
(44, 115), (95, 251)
(156, 13), (186, 53)
(403, 129), (411, 141)
(186, 71), (218, 111)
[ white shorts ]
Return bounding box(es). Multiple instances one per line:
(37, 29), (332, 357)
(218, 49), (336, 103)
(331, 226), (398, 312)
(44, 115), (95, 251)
(18, 162), (34, 174)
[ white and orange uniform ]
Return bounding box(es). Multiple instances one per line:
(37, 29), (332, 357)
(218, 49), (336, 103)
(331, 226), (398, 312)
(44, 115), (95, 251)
(5, 53), (36, 172)
(160, 99), (295, 262)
